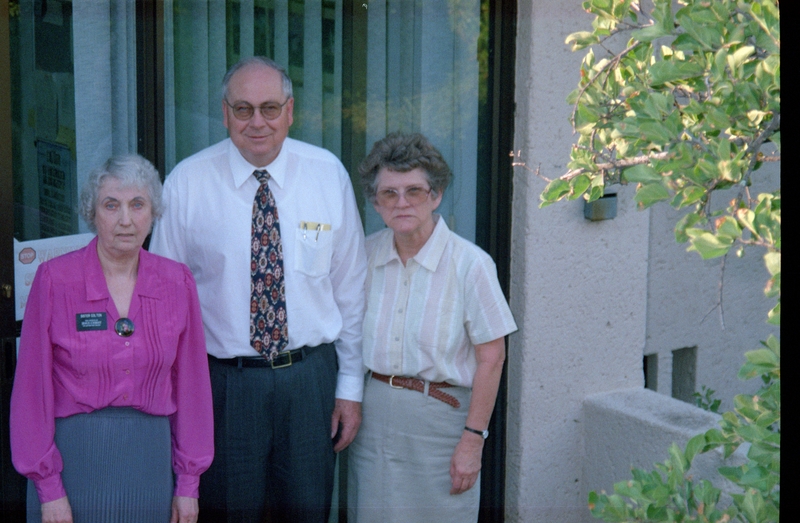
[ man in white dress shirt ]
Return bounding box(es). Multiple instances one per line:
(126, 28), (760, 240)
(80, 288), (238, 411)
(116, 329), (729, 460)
(149, 56), (367, 523)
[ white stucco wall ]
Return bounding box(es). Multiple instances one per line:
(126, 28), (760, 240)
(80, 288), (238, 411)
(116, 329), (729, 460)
(507, 2), (649, 521)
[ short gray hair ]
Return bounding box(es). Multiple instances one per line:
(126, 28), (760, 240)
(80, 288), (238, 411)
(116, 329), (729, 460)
(221, 56), (293, 101)
(79, 154), (163, 232)
(359, 132), (453, 202)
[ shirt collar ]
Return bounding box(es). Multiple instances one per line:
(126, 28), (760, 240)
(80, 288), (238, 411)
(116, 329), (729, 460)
(411, 214), (449, 272)
(83, 236), (163, 302)
(373, 214), (449, 272)
(228, 138), (289, 190)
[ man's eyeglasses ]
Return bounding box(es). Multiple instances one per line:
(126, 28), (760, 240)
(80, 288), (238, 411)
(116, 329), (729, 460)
(225, 98), (290, 121)
(375, 186), (433, 207)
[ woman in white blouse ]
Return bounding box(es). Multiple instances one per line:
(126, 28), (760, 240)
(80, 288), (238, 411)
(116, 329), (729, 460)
(348, 132), (517, 522)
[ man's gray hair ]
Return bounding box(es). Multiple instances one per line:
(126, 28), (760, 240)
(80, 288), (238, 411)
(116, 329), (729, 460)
(221, 56), (293, 101)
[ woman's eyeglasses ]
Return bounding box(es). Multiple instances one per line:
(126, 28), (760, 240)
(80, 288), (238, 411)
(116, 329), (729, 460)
(375, 186), (432, 207)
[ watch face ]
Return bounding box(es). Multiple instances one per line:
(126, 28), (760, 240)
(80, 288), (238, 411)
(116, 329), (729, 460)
(466, 426), (488, 439)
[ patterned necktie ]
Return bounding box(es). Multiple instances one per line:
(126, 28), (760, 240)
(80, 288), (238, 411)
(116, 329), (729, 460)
(250, 169), (288, 360)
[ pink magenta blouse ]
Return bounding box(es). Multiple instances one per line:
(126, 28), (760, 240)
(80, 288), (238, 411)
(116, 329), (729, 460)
(10, 237), (214, 503)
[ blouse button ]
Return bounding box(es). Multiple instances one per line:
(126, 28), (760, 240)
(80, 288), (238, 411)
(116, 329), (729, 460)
(125, 341), (130, 347)
(125, 369), (131, 375)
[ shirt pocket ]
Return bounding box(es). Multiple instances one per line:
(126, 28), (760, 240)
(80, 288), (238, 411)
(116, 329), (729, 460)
(294, 221), (333, 277)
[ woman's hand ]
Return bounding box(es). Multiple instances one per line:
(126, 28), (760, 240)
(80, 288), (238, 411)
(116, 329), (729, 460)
(449, 432), (484, 495)
(170, 496), (199, 523)
(41, 496), (73, 523)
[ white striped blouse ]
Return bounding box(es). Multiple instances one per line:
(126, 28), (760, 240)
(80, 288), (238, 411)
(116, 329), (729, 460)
(362, 215), (517, 387)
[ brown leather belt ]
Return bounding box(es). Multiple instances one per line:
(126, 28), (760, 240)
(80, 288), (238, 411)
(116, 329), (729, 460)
(371, 372), (461, 408)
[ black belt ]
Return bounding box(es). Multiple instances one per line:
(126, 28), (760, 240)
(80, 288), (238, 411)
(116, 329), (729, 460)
(211, 345), (324, 369)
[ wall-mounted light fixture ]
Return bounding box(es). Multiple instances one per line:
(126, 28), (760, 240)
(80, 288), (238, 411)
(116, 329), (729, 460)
(584, 193), (617, 221)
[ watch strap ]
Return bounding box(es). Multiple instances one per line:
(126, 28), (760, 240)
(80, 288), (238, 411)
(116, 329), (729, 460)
(464, 425), (488, 439)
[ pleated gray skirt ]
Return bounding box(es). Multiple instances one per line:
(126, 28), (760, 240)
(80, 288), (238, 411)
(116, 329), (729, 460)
(27, 407), (173, 523)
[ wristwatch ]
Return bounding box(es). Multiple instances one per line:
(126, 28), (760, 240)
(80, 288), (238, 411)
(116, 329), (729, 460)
(464, 425), (489, 439)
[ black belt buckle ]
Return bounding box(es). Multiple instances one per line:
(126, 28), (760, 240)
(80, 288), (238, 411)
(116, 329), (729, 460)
(271, 350), (293, 369)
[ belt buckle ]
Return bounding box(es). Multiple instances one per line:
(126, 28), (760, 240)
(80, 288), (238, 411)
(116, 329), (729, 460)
(388, 375), (404, 389)
(270, 351), (293, 369)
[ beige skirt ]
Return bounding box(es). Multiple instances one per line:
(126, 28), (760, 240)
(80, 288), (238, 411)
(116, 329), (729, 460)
(347, 375), (478, 523)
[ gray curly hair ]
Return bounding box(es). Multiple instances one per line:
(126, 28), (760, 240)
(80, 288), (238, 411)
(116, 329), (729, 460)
(359, 132), (452, 202)
(78, 154), (163, 232)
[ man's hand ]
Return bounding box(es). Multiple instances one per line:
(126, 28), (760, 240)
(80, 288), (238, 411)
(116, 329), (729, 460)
(41, 496), (73, 523)
(170, 496), (199, 523)
(330, 398), (362, 452)
(449, 432), (484, 495)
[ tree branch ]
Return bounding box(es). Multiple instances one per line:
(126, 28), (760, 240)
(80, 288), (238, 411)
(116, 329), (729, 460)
(701, 254), (727, 329)
(559, 151), (671, 181)
(571, 41), (642, 126)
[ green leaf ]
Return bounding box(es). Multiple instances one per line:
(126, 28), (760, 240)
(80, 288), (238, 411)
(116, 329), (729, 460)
(744, 348), (779, 368)
(649, 60), (705, 86)
(638, 120), (674, 143)
(686, 229), (733, 259)
(727, 45), (755, 75)
(763, 252), (780, 276)
(568, 174), (592, 200)
(667, 443), (688, 476)
(716, 216), (742, 241)
(632, 23), (671, 42)
(539, 179), (570, 208)
(718, 466), (743, 483)
(762, 335), (780, 353)
(566, 31), (600, 51)
(705, 107), (731, 129)
(684, 433), (706, 463)
(622, 164), (661, 183)
(671, 186), (706, 209)
(634, 183), (670, 209)
(736, 208), (757, 235)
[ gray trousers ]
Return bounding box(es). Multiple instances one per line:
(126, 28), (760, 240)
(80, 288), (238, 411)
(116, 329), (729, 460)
(199, 345), (338, 523)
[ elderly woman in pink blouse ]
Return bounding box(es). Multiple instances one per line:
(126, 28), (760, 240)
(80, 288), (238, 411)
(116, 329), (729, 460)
(347, 133), (518, 522)
(10, 155), (213, 523)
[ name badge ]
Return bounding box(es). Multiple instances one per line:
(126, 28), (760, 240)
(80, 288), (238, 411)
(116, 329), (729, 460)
(76, 312), (108, 331)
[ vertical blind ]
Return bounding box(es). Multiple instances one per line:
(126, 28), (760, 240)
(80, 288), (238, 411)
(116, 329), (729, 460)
(163, 0), (480, 241)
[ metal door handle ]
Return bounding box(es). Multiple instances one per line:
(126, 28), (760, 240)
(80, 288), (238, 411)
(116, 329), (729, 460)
(1, 283), (11, 299)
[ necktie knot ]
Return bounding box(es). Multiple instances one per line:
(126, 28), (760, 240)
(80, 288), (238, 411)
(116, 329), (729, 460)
(254, 169), (270, 185)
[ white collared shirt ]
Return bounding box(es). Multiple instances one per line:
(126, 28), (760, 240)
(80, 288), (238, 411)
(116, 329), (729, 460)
(150, 138), (367, 401)
(362, 215), (517, 387)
